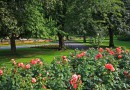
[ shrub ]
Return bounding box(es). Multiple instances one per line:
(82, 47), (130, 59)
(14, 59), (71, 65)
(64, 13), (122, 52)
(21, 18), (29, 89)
(0, 47), (130, 90)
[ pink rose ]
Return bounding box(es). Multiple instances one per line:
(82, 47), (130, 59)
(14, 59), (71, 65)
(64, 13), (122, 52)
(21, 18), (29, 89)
(118, 55), (122, 59)
(32, 78), (36, 83)
(36, 58), (41, 62)
(30, 60), (37, 65)
(18, 63), (25, 68)
(25, 64), (30, 69)
(0, 69), (3, 75)
(99, 48), (104, 52)
(39, 61), (43, 65)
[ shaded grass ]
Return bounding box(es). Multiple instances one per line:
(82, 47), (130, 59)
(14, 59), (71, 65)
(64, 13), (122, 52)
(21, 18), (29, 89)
(74, 38), (130, 50)
(0, 48), (73, 67)
(101, 38), (130, 50)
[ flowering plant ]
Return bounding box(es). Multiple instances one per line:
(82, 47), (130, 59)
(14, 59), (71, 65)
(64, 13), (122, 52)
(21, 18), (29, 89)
(0, 47), (130, 90)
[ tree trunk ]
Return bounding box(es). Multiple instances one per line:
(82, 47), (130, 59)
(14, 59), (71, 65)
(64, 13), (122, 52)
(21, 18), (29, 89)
(10, 33), (16, 54)
(0, 39), (3, 43)
(66, 35), (69, 40)
(109, 29), (114, 47)
(83, 35), (86, 43)
(58, 32), (65, 50)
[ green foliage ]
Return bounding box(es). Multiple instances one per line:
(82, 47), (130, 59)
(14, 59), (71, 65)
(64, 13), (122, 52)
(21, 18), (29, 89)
(0, 47), (130, 89)
(0, 0), (19, 38)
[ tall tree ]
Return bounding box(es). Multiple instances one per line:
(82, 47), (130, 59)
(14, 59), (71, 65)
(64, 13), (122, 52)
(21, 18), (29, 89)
(92, 0), (125, 47)
(43, 0), (74, 50)
(0, 0), (48, 53)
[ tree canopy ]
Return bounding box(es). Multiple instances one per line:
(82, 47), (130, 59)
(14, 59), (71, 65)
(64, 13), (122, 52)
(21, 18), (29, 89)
(0, 0), (129, 53)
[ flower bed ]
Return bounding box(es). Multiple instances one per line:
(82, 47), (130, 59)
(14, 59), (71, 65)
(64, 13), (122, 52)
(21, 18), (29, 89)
(0, 47), (130, 90)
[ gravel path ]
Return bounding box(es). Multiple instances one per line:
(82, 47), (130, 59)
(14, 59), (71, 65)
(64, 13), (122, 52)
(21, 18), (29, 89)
(0, 41), (89, 50)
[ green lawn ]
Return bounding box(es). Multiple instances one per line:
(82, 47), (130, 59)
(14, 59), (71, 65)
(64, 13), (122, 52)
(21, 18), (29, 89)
(0, 37), (130, 67)
(101, 38), (130, 50)
(0, 48), (73, 67)
(74, 38), (130, 50)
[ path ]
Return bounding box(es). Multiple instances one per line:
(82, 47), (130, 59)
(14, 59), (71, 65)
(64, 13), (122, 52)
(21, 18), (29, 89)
(65, 41), (89, 50)
(0, 41), (89, 50)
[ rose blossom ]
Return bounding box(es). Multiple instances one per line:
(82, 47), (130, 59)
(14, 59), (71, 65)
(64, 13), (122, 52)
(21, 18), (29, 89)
(18, 63), (25, 68)
(62, 56), (66, 59)
(80, 52), (86, 56)
(70, 74), (82, 89)
(95, 53), (103, 59)
(32, 78), (36, 83)
(116, 47), (122, 54)
(99, 48), (104, 52)
(39, 61), (43, 65)
(30, 60), (37, 65)
(124, 71), (128, 75)
(118, 55), (122, 59)
(77, 54), (81, 58)
(0, 69), (3, 75)
(25, 64), (31, 69)
(109, 50), (114, 55)
(105, 64), (115, 71)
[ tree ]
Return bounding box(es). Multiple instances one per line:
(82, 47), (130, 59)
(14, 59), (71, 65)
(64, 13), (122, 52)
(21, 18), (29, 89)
(92, 0), (125, 47)
(0, 0), (19, 53)
(0, 0), (49, 53)
(43, 0), (75, 50)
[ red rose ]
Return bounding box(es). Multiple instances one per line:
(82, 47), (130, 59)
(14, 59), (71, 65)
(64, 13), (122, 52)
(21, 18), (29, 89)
(105, 64), (115, 71)
(35, 58), (41, 62)
(62, 56), (66, 59)
(109, 50), (114, 55)
(73, 84), (77, 90)
(124, 71), (128, 75)
(95, 53), (103, 59)
(77, 54), (81, 58)
(106, 48), (110, 52)
(116, 47), (122, 54)
(99, 48), (104, 52)
(0, 69), (3, 75)
(118, 55), (122, 59)
(80, 52), (86, 56)
(30, 60), (37, 65)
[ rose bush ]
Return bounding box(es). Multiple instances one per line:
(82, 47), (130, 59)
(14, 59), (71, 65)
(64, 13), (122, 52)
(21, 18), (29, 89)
(0, 47), (129, 90)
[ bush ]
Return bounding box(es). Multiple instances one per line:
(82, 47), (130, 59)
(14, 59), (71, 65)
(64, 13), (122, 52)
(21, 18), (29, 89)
(0, 47), (130, 90)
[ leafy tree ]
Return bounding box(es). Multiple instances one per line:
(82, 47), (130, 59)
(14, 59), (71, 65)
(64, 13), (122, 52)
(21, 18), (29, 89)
(67, 0), (125, 47)
(0, 0), (19, 53)
(43, 0), (74, 50)
(0, 0), (49, 53)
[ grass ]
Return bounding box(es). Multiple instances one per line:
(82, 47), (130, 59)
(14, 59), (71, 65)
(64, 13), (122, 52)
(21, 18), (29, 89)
(0, 48), (73, 67)
(73, 37), (130, 50)
(0, 37), (130, 67)
(101, 38), (130, 50)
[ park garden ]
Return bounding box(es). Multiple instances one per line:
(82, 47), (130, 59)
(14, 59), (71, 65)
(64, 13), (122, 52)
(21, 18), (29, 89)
(0, 0), (130, 90)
